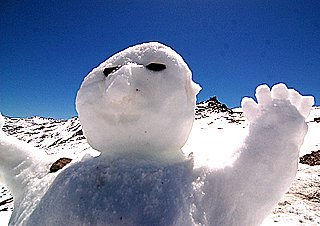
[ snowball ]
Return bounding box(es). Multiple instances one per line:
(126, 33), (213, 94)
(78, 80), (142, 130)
(76, 42), (201, 161)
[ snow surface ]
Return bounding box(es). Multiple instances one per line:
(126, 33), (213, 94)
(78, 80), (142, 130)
(0, 42), (316, 225)
(76, 42), (201, 160)
(0, 105), (319, 225)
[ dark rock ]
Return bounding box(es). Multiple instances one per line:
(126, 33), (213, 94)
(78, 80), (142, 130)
(49, 158), (72, 173)
(299, 150), (320, 166)
(314, 117), (320, 123)
(195, 96), (232, 119)
(74, 129), (83, 136)
(0, 197), (13, 207)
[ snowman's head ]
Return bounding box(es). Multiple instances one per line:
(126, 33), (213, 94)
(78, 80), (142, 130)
(76, 42), (201, 160)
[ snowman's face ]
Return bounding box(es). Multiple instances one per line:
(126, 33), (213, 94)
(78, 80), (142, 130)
(76, 42), (201, 157)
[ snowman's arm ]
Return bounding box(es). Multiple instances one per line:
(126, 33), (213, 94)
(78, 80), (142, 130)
(232, 84), (312, 200)
(231, 85), (312, 223)
(0, 114), (45, 199)
(202, 84), (313, 225)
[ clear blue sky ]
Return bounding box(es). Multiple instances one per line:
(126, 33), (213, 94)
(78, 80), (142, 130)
(1, 0), (319, 119)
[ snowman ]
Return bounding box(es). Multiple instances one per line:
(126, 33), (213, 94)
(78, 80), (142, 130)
(0, 42), (313, 225)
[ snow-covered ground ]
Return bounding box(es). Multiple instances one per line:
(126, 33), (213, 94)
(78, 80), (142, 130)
(0, 101), (319, 225)
(262, 106), (320, 226)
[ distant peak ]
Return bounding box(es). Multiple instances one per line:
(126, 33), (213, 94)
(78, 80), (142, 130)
(196, 96), (232, 119)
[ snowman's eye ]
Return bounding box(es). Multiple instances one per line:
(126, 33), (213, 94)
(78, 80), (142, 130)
(146, 63), (166, 71)
(103, 66), (120, 77)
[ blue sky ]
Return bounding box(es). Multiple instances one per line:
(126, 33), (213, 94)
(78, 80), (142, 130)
(1, 0), (319, 119)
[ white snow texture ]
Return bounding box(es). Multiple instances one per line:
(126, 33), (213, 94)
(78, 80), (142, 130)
(0, 42), (314, 226)
(76, 42), (201, 162)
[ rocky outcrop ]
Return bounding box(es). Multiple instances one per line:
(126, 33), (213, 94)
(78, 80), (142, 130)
(300, 150), (320, 166)
(49, 158), (72, 173)
(195, 96), (232, 119)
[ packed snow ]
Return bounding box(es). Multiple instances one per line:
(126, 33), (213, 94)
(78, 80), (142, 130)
(0, 42), (316, 225)
(1, 106), (319, 225)
(76, 42), (201, 161)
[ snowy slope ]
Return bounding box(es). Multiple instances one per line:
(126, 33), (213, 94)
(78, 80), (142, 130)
(0, 99), (319, 225)
(191, 103), (320, 226)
